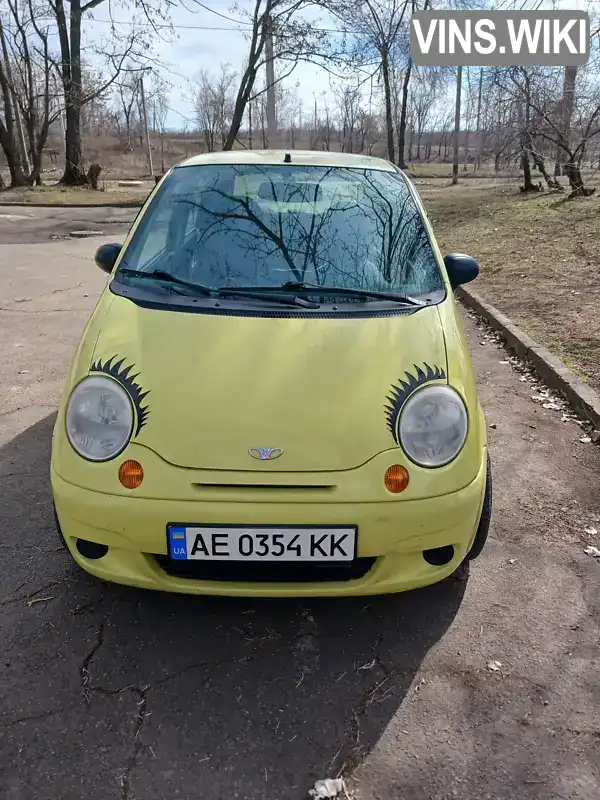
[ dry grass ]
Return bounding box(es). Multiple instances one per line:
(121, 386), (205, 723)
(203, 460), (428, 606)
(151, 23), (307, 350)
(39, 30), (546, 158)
(0, 179), (152, 206)
(420, 180), (600, 393)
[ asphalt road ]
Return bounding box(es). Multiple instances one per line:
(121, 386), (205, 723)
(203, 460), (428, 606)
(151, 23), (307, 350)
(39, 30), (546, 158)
(1, 210), (599, 800)
(0, 205), (136, 244)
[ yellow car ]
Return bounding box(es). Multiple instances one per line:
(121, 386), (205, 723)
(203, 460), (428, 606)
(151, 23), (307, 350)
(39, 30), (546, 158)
(51, 150), (492, 597)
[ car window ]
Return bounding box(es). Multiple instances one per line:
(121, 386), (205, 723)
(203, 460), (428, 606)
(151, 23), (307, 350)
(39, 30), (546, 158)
(117, 163), (444, 298)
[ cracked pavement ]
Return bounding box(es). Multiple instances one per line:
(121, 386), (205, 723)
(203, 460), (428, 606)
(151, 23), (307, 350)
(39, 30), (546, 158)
(1, 215), (600, 800)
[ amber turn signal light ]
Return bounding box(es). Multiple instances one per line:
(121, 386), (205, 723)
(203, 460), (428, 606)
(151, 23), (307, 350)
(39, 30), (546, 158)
(119, 459), (144, 489)
(384, 464), (409, 493)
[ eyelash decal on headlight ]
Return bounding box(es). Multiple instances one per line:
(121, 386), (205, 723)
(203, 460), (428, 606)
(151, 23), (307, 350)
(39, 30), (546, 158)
(385, 363), (446, 445)
(90, 355), (150, 435)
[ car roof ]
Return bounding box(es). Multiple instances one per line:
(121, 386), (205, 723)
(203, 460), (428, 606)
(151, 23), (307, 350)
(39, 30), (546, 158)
(177, 149), (398, 172)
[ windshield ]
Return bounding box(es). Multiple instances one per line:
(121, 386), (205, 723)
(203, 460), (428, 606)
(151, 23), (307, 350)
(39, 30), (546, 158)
(116, 164), (444, 299)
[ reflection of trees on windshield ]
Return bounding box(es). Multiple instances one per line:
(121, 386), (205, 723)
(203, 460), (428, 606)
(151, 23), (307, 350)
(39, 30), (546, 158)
(175, 166), (343, 285)
(124, 165), (443, 297)
(337, 173), (435, 289)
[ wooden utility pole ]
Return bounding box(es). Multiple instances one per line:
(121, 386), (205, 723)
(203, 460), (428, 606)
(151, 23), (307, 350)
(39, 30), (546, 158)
(265, 15), (277, 148)
(452, 65), (462, 185)
(139, 73), (153, 177)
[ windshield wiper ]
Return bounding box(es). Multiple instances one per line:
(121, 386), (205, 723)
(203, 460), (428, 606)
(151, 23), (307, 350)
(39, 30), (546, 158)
(219, 287), (320, 309)
(117, 268), (213, 296)
(280, 281), (425, 307)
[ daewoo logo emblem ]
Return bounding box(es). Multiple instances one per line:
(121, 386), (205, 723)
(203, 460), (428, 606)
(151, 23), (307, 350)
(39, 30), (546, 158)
(249, 447), (284, 461)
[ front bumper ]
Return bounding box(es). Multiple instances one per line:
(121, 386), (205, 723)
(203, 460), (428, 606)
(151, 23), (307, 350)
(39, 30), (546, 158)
(51, 451), (488, 597)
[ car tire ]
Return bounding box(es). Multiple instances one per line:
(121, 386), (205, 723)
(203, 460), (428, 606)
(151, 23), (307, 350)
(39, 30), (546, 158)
(449, 558), (470, 583)
(466, 453), (492, 561)
(52, 502), (69, 552)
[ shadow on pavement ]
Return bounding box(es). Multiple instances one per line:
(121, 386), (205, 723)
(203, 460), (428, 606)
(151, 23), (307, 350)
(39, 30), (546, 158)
(0, 414), (467, 800)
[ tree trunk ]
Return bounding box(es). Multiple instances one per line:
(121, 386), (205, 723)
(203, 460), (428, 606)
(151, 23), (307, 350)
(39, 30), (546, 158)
(564, 161), (595, 197)
(528, 145), (561, 190)
(380, 46), (395, 164)
(475, 68), (483, 170)
(58, 0), (88, 185)
(520, 148), (536, 192)
(554, 66), (577, 180)
(248, 99), (253, 149)
(0, 22), (27, 186)
(63, 103), (87, 184)
(452, 66), (462, 185)
(397, 58), (412, 170)
(223, 68), (256, 151)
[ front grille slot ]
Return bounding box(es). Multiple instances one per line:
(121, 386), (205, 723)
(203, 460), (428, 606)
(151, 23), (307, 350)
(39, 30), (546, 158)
(154, 556), (376, 583)
(192, 483), (336, 492)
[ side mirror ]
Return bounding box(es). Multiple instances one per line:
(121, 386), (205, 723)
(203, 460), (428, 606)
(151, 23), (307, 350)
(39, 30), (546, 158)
(443, 253), (480, 290)
(94, 243), (122, 274)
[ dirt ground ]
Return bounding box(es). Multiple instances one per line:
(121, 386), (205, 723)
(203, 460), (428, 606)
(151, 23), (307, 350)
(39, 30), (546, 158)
(420, 180), (600, 395)
(0, 218), (599, 799)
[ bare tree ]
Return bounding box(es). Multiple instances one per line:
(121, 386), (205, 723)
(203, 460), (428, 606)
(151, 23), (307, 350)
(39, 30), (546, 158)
(497, 64), (599, 196)
(409, 66), (443, 161)
(0, 15), (27, 185)
(192, 64), (236, 152)
(325, 0), (413, 164)
(115, 71), (140, 152)
(48, 0), (161, 185)
(222, 0), (333, 151)
(333, 79), (360, 152)
(149, 77), (170, 173)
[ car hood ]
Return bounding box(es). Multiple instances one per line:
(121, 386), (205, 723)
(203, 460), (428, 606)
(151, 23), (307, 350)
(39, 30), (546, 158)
(89, 296), (449, 472)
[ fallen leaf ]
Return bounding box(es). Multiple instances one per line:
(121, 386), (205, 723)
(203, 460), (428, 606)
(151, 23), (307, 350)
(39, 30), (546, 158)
(584, 546), (600, 557)
(309, 778), (346, 799)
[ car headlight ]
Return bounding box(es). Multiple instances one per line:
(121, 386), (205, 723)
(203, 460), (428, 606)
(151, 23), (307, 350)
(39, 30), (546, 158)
(65, 375), (134, 461)
(399, 385), (468, 467)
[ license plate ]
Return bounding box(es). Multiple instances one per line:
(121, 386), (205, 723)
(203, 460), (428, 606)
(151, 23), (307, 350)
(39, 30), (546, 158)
(167, 525), (357, 562)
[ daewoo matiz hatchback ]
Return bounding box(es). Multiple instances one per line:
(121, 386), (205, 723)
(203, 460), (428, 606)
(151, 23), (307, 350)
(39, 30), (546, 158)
(51, 150), (492, 597)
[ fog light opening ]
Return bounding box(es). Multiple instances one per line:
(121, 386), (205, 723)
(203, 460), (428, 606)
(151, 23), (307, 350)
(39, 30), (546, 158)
(76, 539), (109, 560)
(119, 459), (144, 489)
(384, 464), (410, 493)
(423, 545), (455, 566)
